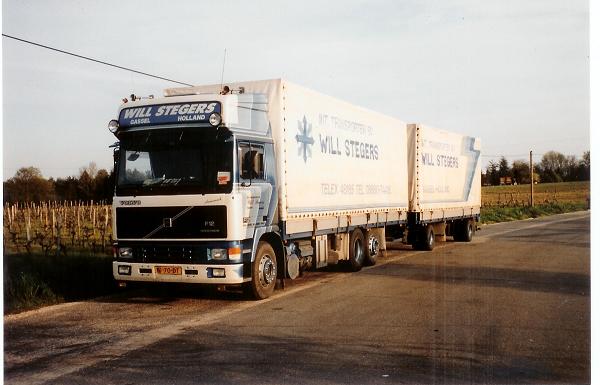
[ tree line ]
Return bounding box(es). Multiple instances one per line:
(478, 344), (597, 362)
(2, 150), (591, 203)
(483, 150), (590, 186)
(3, 163), (114, 204)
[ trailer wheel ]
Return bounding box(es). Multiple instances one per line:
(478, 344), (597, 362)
(454, 219), (474, 242)
(416, 224), (435, 251)
(348, 228), (366, 271)
(246, 241), (277, 300)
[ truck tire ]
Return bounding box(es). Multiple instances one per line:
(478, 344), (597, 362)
(455, 219), (474, 242)
(348, 228), (366, 271)
(246, 241), (277, 300)
(416, 224), (435, 251)
(364, 231), (380, 266)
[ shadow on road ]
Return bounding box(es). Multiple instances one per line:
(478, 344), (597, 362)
(361, 263), (589, 297)
(51, 328), (584, 385)
(91, 283), (248, 305)
(93, 263), (358, 305)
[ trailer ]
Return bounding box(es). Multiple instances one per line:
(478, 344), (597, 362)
(108, 79), (480, 299)
(405, 124), (481, 250)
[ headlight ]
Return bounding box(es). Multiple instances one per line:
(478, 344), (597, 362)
(209, 113), (222, 126)
(208, 248), (228, 260)
(108, 119), (119, 133)
(118, 247), (133, 258)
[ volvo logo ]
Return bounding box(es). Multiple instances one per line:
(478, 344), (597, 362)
(120, 200), (141, 206)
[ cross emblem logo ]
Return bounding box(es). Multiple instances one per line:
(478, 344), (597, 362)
(296, 116), (314, 163)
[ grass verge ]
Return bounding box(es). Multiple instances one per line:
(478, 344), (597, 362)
(3, 252), (116, 314)
(481, 202), (588, 224)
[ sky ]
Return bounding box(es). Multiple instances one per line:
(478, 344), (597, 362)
(1, 0), (590, 179)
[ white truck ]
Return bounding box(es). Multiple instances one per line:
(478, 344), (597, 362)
(108, 79), (481, 299)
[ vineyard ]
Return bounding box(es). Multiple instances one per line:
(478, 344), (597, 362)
(3, 201), (112, 256)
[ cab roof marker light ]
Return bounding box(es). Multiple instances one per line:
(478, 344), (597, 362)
(108, 120), (119, 134)
(209, 113), (222, 126)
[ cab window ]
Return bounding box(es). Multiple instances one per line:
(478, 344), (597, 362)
(238, 143), (264, 180)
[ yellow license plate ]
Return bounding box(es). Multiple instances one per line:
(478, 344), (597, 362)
(155, 266), (182, 275)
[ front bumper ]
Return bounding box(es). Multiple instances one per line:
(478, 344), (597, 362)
(113, 262), (247, 284)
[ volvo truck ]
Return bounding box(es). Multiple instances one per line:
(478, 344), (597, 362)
(109, 79), (480, 299)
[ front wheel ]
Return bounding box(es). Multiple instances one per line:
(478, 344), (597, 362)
(246, 241), (277, 300)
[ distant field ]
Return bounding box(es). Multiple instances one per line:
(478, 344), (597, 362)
(481, 181), (590, 224)
(482, 181), (590, 207)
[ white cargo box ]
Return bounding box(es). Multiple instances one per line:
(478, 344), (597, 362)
(167, 79), (410, 230)
(407, 123), (481, 222)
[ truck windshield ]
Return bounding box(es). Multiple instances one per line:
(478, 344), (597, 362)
(116, 127), (233, 196)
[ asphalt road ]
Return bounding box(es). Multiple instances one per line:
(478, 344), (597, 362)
(4, 211), (590, 384)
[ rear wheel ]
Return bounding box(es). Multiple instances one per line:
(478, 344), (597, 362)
(455, 219), (474, 242)
(416, 224), (435, 251)
(348, 228), (367, 271)
(246, 241), (277, 300)
(364, 231), (380, 266)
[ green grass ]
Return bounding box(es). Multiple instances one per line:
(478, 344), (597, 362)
(481, 202), (589, 224)
(4, 271), (63, 312)
(3, 252), (116, 314)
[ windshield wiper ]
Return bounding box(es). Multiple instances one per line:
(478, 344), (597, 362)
(142, 177), (166, 186)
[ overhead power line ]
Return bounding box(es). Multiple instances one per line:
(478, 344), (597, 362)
(2, 33), (193, 87)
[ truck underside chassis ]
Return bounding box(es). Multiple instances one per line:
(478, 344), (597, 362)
(250, 217), (477, 298)
(247, 226), (385, 299)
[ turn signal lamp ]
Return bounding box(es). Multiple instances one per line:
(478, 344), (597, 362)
(228, 247), (242, 262)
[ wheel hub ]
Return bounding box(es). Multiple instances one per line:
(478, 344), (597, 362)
(258, 255), (276, 287)
(368, 235), (379, 256)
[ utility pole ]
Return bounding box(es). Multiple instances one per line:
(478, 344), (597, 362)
(530, 150), (534, 207)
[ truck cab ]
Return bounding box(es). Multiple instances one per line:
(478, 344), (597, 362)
(111, 89), (279, 298)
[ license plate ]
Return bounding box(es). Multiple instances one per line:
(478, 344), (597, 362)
(155, 266), (182, 275)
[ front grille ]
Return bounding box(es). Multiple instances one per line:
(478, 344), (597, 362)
(118, 244), (239, 264)
(131, 244), (201, 263)
(116, 206), (227, 239)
